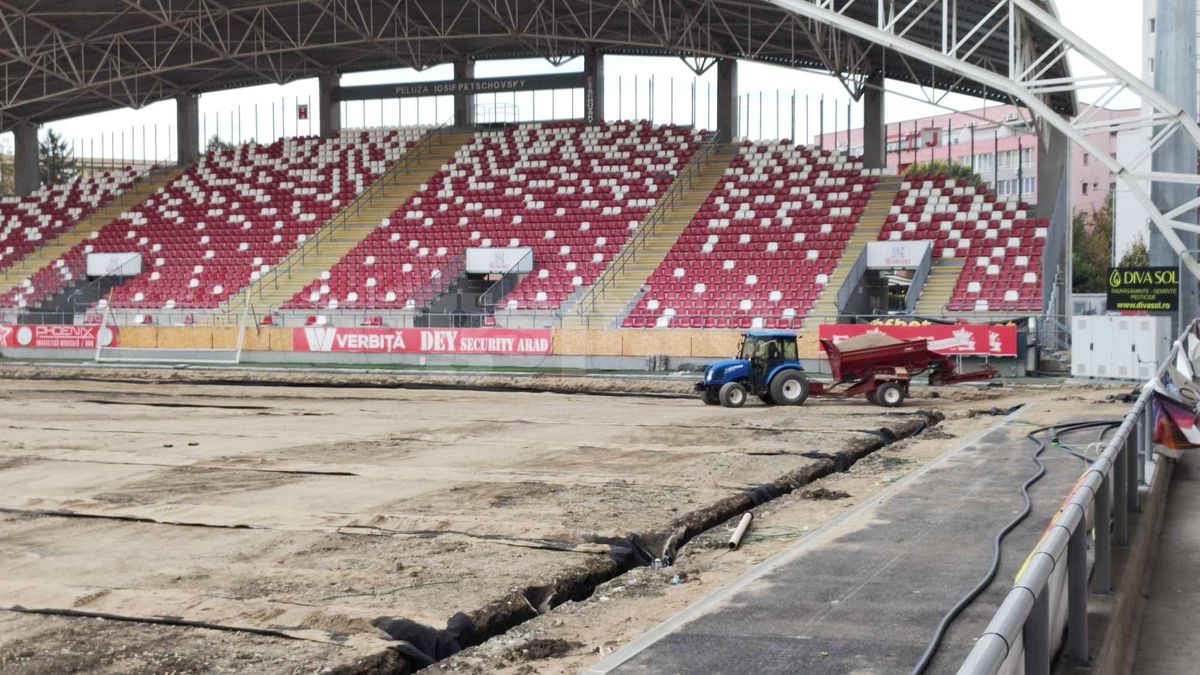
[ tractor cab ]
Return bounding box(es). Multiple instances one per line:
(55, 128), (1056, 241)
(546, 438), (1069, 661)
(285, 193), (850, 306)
(696, 330), (809, 408)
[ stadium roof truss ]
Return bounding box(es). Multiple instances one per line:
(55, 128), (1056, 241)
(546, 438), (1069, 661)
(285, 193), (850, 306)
(0, 0), (1197, 277)
(770, 0), (1200, 281)
(0, 0), (1073, 127)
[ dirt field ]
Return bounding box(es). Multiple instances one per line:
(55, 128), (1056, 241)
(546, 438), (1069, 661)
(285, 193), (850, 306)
(0, 367), (1115, 673)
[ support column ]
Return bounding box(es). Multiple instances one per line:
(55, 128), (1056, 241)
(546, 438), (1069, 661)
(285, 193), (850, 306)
(1037, 125), (1070, 319)
(318, 72), (341, 138)
(862, 70), (885, 169)
(1153, 0), (1199, 331)
(584, 49), (604, 124)
(175, 94), (200, 166)
(1035, 125), (1068, 220)
(453, 59), (475, 127)
(13, 123), (39, 196)
(716, 58), (738, 142)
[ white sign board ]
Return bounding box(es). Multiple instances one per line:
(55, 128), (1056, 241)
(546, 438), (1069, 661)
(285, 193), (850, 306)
(866, 240), (931, 269)
(87, 252), (142, 277)
(465, 247), (534, 274)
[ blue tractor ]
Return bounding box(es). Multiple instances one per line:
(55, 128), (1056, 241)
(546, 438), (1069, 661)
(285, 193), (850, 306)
(695, 330), (810, 408)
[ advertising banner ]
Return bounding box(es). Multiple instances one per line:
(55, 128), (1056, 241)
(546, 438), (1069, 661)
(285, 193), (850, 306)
(1106, 266), (1178, 313)
(866, 240), (931, 269)
(335, 73), (587, 101)
(86, 252), (142, 277)
(293, 327), (552, 355)
(465, 247), (534, 274)
(0, 324), (116, 349)
(818, 323), (1018, 356)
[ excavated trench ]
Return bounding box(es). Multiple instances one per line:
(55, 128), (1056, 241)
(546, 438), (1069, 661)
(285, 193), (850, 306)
(333, 409), (944, 675)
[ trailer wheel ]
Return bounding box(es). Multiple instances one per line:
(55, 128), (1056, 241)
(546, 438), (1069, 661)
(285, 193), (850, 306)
(770, 372), (809, 405)
(865, 389), (878, 404)
(718, 382), (747, 408)
(875, 382), (905, 407)
(702, 388), (720, 405)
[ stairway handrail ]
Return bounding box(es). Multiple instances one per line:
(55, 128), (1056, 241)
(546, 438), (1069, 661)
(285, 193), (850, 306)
(478, 248), (534, 311)
(571, 132), (724, 317)
(224, 116), (458, 315)
(0, 164), (173, 287)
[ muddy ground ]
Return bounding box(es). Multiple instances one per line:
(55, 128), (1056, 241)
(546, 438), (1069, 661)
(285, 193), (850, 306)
(0, 366), (1124, 673)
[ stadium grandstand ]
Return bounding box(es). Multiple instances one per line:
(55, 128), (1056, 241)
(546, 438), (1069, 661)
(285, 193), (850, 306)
(0, 0), (1193, 347)
(1, 1), (1199, 673)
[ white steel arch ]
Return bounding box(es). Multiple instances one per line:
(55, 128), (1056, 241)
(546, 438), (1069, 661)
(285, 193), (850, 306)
(769, 0), (1200, 281)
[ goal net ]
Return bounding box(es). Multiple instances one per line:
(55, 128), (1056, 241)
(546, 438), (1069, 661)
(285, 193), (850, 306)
(94, 302), (252, 366)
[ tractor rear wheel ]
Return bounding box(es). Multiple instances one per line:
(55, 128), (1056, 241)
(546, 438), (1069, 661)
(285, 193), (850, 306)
(875, 382), (905, 407)
(770, 372), (809, 405)
(718, 382), (748, 408)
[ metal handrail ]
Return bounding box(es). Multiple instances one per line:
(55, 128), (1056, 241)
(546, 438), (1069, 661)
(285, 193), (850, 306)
(904, 244), (934, 313)
(834, 248), (868, 314)
(224, 116), (458, 315)
(0, 165), (164, 286)
(479, 248), (534, 310)
(572, 131), (724, 316)
(409, 253), (467, 310)
(957, 319), (1198, 675)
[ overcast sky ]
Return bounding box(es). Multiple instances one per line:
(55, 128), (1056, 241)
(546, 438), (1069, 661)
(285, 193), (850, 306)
(28, 0), (1146, 162)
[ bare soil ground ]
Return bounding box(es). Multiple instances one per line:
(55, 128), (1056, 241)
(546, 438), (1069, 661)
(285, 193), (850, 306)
(0, 365), (1123, 673)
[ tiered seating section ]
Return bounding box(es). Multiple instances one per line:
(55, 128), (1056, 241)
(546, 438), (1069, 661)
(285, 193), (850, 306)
(0, 168), (144, 275)
(623, 141), (877, 329)
(881, 176), (1046, 312)
(1, 128), (424, 312)
(283, 121), (701, 312)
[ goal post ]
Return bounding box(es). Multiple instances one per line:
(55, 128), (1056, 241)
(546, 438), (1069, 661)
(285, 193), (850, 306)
(94, 300), (253, 366)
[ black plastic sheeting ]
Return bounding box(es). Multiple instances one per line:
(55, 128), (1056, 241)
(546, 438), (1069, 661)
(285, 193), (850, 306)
(372, 613), (478, 668)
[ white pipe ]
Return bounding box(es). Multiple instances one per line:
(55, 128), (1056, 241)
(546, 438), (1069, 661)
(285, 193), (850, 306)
(728, 512), (753, 550)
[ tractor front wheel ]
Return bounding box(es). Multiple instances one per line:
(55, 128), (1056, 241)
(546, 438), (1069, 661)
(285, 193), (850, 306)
(770, 372), (810, 405)
(875, 382), (905, 407)
(702, 388), (720, 405)
(718, 382), (748, 408)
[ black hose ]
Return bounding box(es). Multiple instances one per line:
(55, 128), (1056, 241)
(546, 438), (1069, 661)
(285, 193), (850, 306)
(908, 420), (1120, 674)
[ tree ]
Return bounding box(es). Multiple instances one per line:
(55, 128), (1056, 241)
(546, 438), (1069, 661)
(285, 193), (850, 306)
(1118, 235), (1150, 268)
(1071, 194), (1114, 293)
(904, 160), (987, 191)
(206, 135), (237, 153)
(39, 128), (76, 187)
(0, 135), (14, 195)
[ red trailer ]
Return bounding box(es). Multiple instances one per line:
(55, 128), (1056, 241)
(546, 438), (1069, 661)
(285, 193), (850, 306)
(810, 335), (999, 407)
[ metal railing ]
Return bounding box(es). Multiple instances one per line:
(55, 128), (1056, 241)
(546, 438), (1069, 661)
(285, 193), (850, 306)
(834, 248), (868, 314)
(572, 132), (724, 316)
(223, 117), (456, 315)
(957, 319), (1197, 675)
(0, 165), (165, 287)
(479, 249), (534, 310)
(905, 246), (934, 314)
(409, 253), (467, 310)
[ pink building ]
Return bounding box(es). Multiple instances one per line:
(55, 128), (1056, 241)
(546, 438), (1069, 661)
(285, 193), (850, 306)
(815, 104), (1134, 213)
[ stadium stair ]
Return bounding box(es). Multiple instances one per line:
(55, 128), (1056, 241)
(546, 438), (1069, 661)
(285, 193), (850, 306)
(803, 175), (904, 328)
(0, 166), (184, 298)
(913, 259), (966, 315)
(219, 130), (475, 318)
(563, 142), (740, 328)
